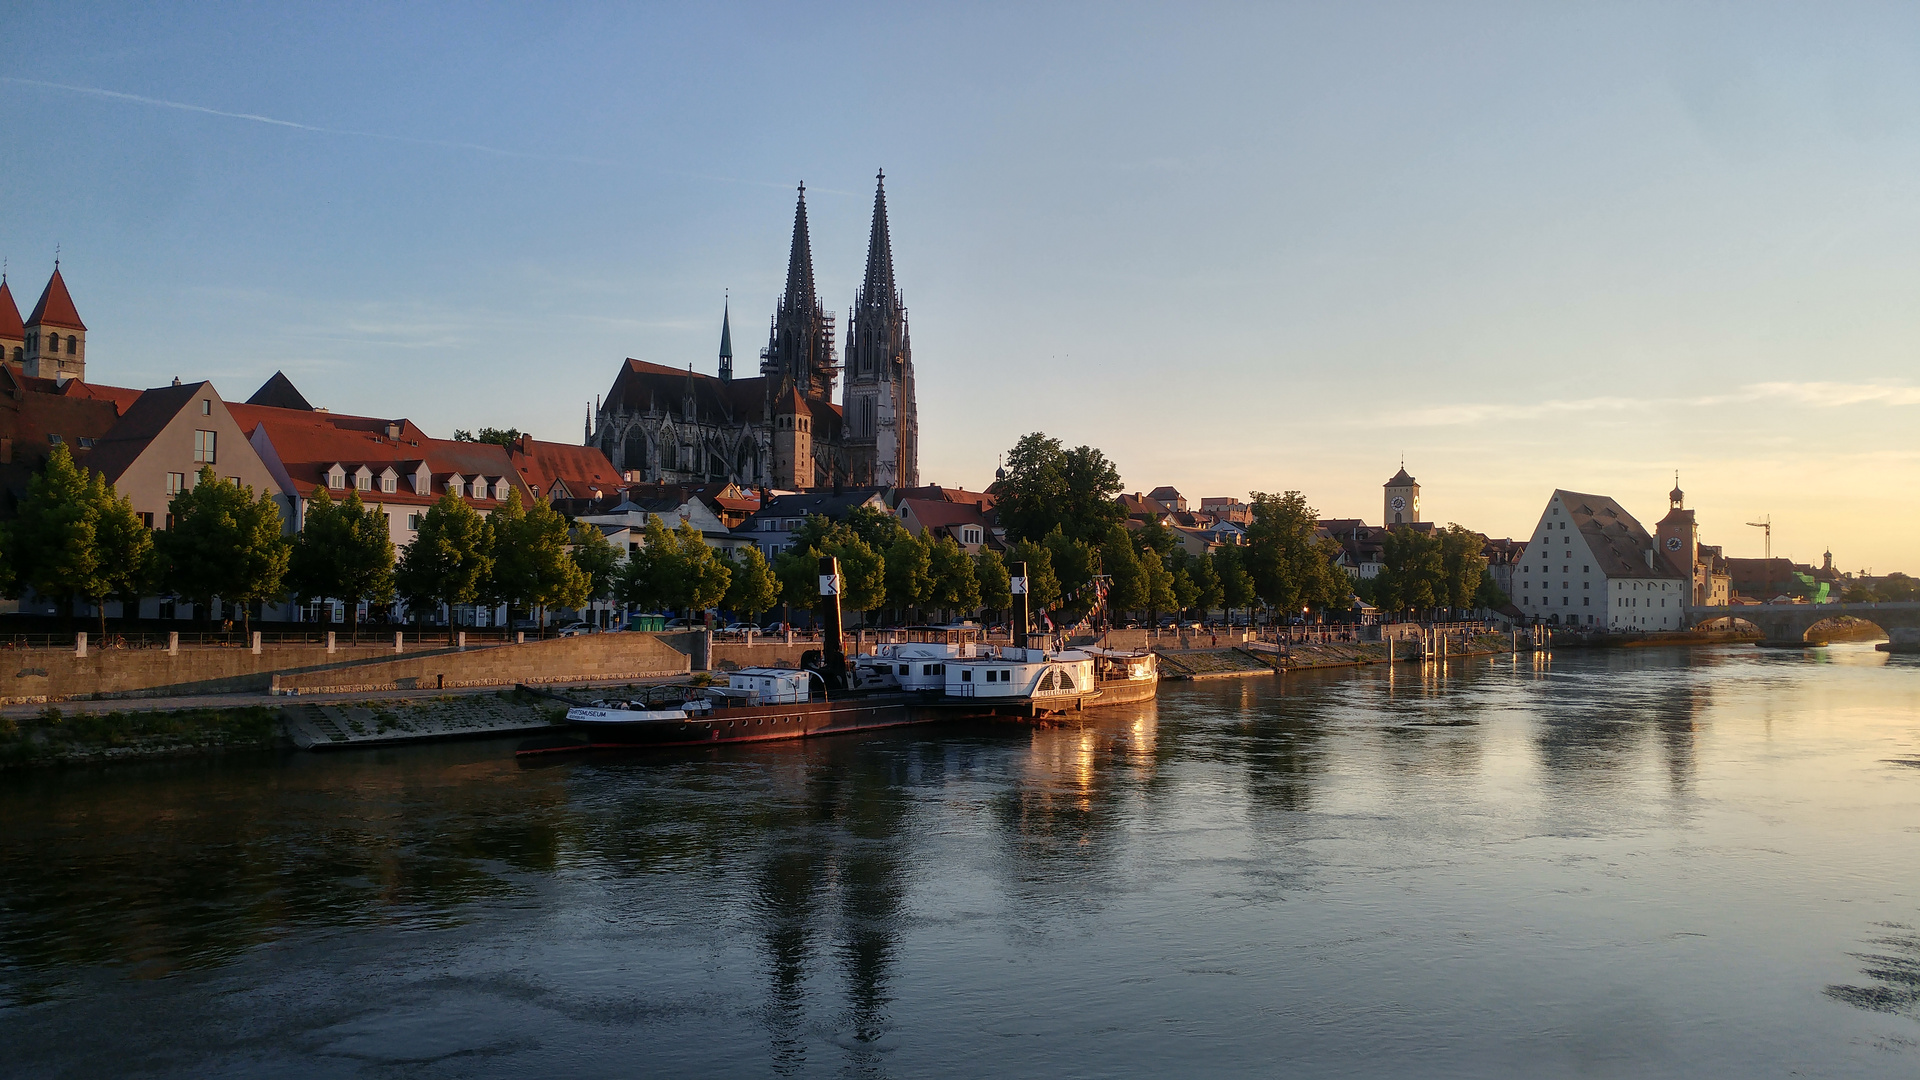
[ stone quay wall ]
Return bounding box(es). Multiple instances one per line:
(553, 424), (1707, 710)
(0, 632), (697, 704)
(269, 633), (692, 695)
(0, 641), (445, 704)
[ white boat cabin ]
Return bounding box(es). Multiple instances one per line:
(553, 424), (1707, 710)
(726, 668), (813, 705)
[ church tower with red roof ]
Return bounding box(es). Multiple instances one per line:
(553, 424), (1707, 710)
(0, 273), (23, 369)
(24, 264), (87, 382)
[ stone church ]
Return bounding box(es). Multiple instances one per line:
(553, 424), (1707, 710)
(589, 174), (919, 491)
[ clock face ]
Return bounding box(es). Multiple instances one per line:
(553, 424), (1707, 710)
(1665, 537), (1683, 551)
(1391, 496), (1406, 511)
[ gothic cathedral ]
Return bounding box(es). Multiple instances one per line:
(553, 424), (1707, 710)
(588, 175), (919, 492)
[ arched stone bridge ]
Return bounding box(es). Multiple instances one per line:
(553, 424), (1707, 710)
(1681, 602), (1920, 646)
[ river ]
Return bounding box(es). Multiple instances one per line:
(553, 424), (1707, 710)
(3, 643), (1919, 1078)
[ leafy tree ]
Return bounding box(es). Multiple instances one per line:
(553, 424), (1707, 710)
(995, 432), (1125, 544)
(1244, 491), (1346, 617)
(1191, 553), (1224, 618)
(666, 521), (731, 618)
(1042, 529), (1096, 613)
(1172, 565), (1197, 616)
(1438, 525), (1490, 613)
(91, 477), (158, 638)
(489, 492), (591, 628)
(161, 468), (290, 634)
(925, 533), (980, 620)
(723, 545), (779, 624)
(396, 488), (492, 641)
(7, 444), (101, 626)
(451, 427), (525, 447)
(613, 517), (673, 613)
(614, 517), (730, 620)
(1135, 518), (1179, 559)
(1143, 553), (1176, 622)
(1009, 539), (1061, 611)
(843, 503), (911, 551)
(9, 448), (159, 637)
(1100, 525), (1147, 617)
(1376, 527), (1443, 615)
(1214, 546), (1255, 623)
(1472, 567), (1510, 611)
(289, 487), (396, 641)
(569, 522), (622, 607)
(974, 548), (1013, 615)
(884, 531), (933, 616)
(772, 547), (818, 618)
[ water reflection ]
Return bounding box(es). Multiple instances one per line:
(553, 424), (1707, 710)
(1826, 921), (1920, 1019)
(2, 645), (1917, 1078)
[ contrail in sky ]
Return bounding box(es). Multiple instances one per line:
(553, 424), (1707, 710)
(2, 75), (871, 193)
(0, 75), (611, 165)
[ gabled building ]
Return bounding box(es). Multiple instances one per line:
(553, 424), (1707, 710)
(1513, 490), (1688, 628)
(1199, 497), (1251, 526)
(0, 366), (129, 514)
(228, 375), (534, 552)
(506, 434), (618, 504)
(1147, 486), (1186, 513)
(84, 380), (279, 530)
(895, 497), (994, 553)
(735, 486), (889, 559)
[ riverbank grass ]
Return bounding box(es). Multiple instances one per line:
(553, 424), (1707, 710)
(0, 706), (284, 767)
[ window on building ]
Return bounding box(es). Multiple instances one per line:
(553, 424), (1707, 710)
(330, 470), (345, 489)
(166, 472), (186, 495)
(65, 335), (76, 355)
(77, 437), (93, 448)
(193, 430), (217, 464)
(47, 433), (62, 445)
(408, 513), (422, 531)
(382, 475), (396, 494)
(356, 474), (370, 490)
(139, 512), (154, 529)
(200, 400), (211, 415)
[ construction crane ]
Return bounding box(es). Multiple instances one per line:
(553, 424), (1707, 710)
(1747, 515), (1772, 600)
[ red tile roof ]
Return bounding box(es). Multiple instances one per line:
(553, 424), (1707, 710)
(25, 268), (86, 331)
(0, 280), (23, 340)
(509, 436), (618, 501)
(228, 401), (532, 508)
(58, 379), (143, 414)
(0, 367), (123, 510)
(899, 497), (992, 531)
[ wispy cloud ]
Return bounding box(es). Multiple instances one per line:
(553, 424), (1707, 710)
(1391, 396), (1640, 427)
(1386, 379), (1920, 429)
(1, 76), (615, 166)
(1739, 381), (1920, 407)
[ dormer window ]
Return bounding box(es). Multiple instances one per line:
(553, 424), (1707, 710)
(328, 466), (346, 489)
(380, 469), (398, 494)
(493, 479), (511, 500)
(356, 474), (371, 491)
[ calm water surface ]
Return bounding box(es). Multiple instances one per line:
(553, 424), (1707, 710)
(4, 644), (1920, 1077)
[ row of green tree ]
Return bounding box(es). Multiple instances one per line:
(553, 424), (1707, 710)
(0, 447), (604, 639)
(996, 431), (1499, 621)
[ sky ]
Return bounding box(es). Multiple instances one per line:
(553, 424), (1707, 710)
(3, 2), (1918, 572)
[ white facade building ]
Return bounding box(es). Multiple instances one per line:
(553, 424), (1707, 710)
(1514, 490), (1689, 629)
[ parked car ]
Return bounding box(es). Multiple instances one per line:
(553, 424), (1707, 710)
(556, 621), (591, 637)
(663, 618), (702, 631)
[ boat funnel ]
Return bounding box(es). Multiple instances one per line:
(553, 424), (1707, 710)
(817, 554), (847, 690)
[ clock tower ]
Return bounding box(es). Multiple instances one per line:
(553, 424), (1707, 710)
(1654, 475), (1701, 602)
(1383, 466), (1419, 526)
